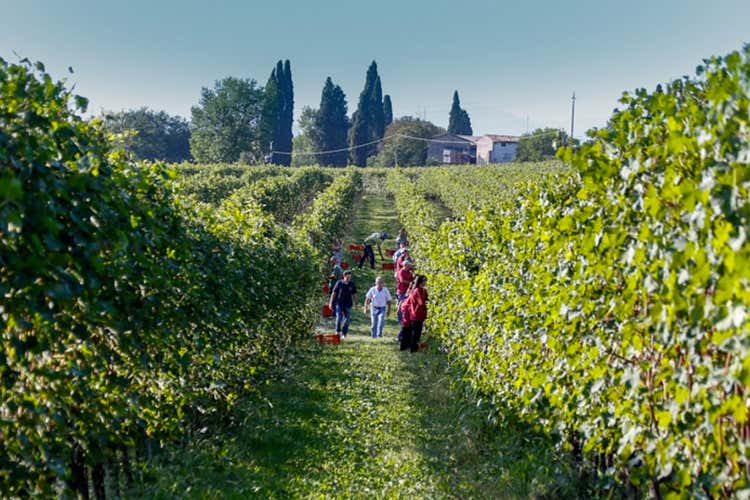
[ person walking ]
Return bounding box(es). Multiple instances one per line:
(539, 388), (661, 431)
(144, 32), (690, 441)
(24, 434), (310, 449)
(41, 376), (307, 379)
(395, 248), (410, 277)
(406, 275), (428, 353)
(364, 276), (392, 338)
(359, 232), (388, 269)
(329, 270), (357, 338)
(398, 294), (413, 352)
(395, 259), (414, 325)
(328, 256), (343, 291)
(331, 238), (343, 266)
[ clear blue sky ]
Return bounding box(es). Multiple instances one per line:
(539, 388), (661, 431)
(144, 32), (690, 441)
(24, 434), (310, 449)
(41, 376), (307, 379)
(2, 0), (748, 139)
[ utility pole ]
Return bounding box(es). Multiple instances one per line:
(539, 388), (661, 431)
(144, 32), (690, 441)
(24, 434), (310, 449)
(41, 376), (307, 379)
(570, 92), (576, 145)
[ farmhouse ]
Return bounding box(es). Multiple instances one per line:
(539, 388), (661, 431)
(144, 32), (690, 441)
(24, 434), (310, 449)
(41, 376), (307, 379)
(426, 133), (478, 164)
(427, 133), (520, 164)
(476, 135), (519, 164)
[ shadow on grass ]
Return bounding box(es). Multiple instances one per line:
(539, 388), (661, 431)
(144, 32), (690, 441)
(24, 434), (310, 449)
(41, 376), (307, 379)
(398, 340), (595, 499)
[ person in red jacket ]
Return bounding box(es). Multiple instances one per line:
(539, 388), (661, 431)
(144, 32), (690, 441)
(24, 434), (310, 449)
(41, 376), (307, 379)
(406, 275), (428, 353)
(398, 294), (413, 352)
(395, 259), (414, 323)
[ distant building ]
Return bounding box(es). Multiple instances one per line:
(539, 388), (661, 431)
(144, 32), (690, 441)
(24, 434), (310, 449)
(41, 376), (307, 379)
(426, 134), (477, 164)
(476, 135), (520, 164)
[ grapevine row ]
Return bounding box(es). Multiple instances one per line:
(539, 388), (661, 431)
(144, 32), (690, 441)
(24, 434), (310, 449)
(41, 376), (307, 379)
(402, 47), (750, 495)
(223, 166), (333, 224)
(0, 59), (320, 496)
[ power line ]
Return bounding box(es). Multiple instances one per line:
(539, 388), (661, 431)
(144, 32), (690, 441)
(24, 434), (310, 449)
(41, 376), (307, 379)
(271, 129), (561, 158)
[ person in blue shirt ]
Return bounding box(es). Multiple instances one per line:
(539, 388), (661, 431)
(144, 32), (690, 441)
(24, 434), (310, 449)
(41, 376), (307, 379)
(329, 270), (358, 338)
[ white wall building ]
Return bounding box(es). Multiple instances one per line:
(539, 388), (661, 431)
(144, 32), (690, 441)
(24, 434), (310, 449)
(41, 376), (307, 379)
(476, 135), (520, 164)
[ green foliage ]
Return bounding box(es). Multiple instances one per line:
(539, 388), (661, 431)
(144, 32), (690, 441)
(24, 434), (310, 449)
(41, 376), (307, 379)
(173, 164), (284, 205)
(401, 45), (750, 496)
(371, 117), (445, 167)
(294, 169), (362, 260)
(516, 127), (566, 162)
(447, 90), (472, 136)
(383, 94), (393, 128)
(190, 76), (264, 163)
(350, 61), (386, 166)
(259, 67), (281, 158)
(310, 78), (350, 167)
(223, 166), (333, 224)
(0, 58), (319, 495)
(385, 169), (445, 253)
(259, 61), (294, 166)
(100, 107), (192, 162)
(418, 161), (567, 213)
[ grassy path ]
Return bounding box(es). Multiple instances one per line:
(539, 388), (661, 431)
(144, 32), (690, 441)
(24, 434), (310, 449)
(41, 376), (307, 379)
(137, 189), (583, 499)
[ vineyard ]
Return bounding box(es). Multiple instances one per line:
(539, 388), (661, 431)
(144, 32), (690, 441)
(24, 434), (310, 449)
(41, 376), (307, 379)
(1, 46), (749, 497)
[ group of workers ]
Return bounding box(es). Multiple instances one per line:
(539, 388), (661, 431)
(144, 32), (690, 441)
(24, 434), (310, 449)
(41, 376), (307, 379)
(327, 228), (428, 352)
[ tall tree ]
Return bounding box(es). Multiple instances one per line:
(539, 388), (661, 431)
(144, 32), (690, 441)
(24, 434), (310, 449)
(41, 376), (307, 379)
(383, 95), (393, 128)
(350, 61), (385, 166)
(259, 68), (280, 160)
(312, 77), (349, 166)
(278, 59), (294, 166)
(260, 60), (294, 165)
(371, 76), (385, 150)
(190, 77), (263, 163)
(448, 90), (473, 135)
(101, 107), (192, 162)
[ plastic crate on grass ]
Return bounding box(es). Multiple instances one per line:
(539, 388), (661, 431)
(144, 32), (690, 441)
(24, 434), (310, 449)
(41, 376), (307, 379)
(348, 244), (364, 251)
(316, 333), (341, 345)
(323, 284), (331, 294)
(322, 304), (334, 317)
(382, 262), (395, 270)
(350, 254), (363, 261)
(340, 262), (349, 269)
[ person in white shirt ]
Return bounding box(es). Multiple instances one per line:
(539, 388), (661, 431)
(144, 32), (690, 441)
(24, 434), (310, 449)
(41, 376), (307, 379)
(363, 276), (392, 338)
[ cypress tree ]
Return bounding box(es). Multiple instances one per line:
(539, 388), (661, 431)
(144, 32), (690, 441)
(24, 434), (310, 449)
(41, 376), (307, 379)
(259, 68), (280, 162)
(371, 76), (385, 156)
(448, 90), (473, 135)
(313, 77), (349, 166)
(383, 95), (393, 129)
(260, 60), (295, 165)
(460, 109), (473, 136)
(279, 59), (294, 166)
(449, 90), (463, 135)
(350, 61), (386, 166)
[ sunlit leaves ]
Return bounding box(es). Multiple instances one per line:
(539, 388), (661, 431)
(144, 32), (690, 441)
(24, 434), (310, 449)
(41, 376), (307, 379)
(391, 44), (750, 496)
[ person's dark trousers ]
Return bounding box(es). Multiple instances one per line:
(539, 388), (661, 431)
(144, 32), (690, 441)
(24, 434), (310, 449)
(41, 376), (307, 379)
(410, 320), (424, 352)
(359, 244), (375, 269)
(399, 325), (413, 351)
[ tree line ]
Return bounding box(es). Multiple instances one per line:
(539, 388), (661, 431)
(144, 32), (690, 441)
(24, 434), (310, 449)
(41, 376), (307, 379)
(101, 59), (558, 166)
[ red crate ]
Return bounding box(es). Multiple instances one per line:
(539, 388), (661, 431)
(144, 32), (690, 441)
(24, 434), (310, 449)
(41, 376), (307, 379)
(382, 262), (395, 270)
(340, 262), (349, 269)
(322, 304), (334, 317)
(323, 284), (331, 294)
(348, 244), (364, 251)
(316, 333), (341, 345)
(385, 249), (396, 257)
(350, 254), (362, 261)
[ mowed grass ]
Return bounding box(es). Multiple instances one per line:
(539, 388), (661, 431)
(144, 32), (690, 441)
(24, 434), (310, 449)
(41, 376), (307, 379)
(134, 187), (588, 499)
